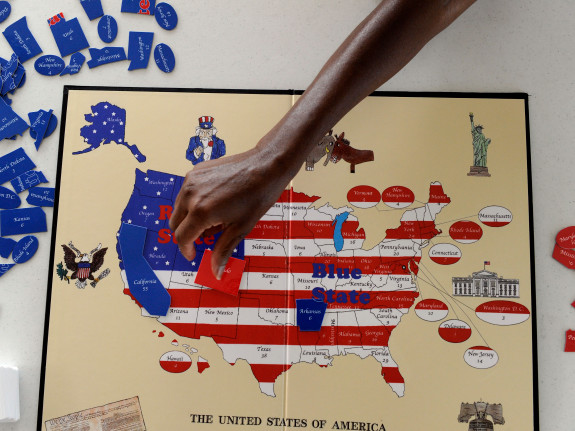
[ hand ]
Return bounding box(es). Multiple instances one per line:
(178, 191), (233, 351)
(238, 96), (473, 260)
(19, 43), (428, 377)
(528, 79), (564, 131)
(169, 146), (295, 279)
(193, 146), (203, 158)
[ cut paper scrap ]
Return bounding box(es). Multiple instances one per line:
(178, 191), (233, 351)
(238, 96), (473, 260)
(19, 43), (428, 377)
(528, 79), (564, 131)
(34, 55), (65, 76)
(155, 3), (177, 30)
(122, 0), (156, 15)
(10, 170), (48, 193)
(79, 0), (104, 21)
(86, 47), (127, 68)
(0, 237), (16, 258)
(154, 43), (175, 73)
(27, 187), (55, 207)
(118, 222), (171, 316)
(3, 17), (43, 63)
(48, 14), (90, 57)
(128, 31), (154, 70)
(195, 249), (245, 296)
(0, 148), (36, 184)
(60, 52), (85, 76)
(98, 15), (118, 43)
(1, 207), (47, 236)
(566, 330), (575, 352)
(12, 235), (38, 264)
(28, 109), (57, 150)
(296, 298), (327, 331)
(553, 226), (575, 270)
(0, 99), (29, 141)
(0, 1), (11, 24)
(0, 263), (14, 278)
(0, 186), (21, 209)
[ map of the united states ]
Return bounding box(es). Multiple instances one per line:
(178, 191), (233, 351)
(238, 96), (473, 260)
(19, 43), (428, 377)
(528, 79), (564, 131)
(117, 169), (451, 397)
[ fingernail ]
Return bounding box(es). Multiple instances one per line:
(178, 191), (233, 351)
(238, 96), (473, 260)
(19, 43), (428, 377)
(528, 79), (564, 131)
(216, 264), (226, 280)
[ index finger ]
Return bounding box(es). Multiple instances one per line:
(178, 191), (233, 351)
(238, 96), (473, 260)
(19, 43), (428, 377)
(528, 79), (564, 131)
(172, 214), (208, 261)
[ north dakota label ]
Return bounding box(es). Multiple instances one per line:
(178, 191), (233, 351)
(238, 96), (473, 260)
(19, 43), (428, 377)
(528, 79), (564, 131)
(449, 220), (483, 243)
(475, 300), (530, 325)
(159, 351), (192, 373)
(428, 243), (461, 265)
(478, 206), (512, 227)
(347, 185), (380, 208)
(415, 299), (449, 322)
(464, 346), (499, 369)
(438, 319), (471, 343)
(381, 185), (414, 209)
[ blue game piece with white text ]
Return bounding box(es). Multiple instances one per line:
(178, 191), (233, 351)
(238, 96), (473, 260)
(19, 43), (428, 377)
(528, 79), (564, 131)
(128, 32), (154, 70)
(79, 0), (104, 20)
(0, 237), (16, 258)
(87, 47), (127, 68)
(296, 298), (327, 331)
(0, 264), (15, 277)
(1, 207), (47, 236)
(27, 187), (55, 207)
(48, 14), (90, 57)
(12, 235), (38, 264)
(98, 15), (118, 43)
(1, 54), (19, 95)
(11, 170), (48, 193)
(0, 186), (21, 209)
(0, 100), (29, 141)
(154, 43), (175, 73)
(155, 3), (177, 30)
(60, 52), (85, 76)
(28, 109), (54, 149)
(3, 17), (43, 62)
(122, 0), (155, 15)
(0, 1), (11, 24)
(34, 55), (65, 76)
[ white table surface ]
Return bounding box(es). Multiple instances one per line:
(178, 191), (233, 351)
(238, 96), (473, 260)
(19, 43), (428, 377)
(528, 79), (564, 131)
(0, 1), (569, 429)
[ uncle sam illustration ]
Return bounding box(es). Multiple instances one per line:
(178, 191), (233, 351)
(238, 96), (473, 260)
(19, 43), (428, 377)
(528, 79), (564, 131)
(186, 116), (226, 165)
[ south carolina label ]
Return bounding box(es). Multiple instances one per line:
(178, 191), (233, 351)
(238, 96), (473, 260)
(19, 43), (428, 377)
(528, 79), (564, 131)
(475, 300), (530, 325)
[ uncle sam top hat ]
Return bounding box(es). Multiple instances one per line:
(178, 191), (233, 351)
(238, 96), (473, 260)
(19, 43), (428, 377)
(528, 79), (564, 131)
(199, 116), (214, 129)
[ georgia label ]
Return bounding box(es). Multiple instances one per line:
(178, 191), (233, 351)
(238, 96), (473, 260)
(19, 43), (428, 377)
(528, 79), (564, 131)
(347, 185), (380, 208)
(464, 346), (499, 369)
(381, 186), (414, 209)
(449, 220), (483, 244)
(475, 300), (530, 326)
(159, 351), (192, 373)
(415, 299), (449, 322)
(428, 243), (461, 265)
(478, 206), (512, 227)
(438, 319), (471, 343)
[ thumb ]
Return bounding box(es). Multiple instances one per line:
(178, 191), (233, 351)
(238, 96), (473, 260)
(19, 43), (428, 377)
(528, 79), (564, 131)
(211, 225), (247, 280)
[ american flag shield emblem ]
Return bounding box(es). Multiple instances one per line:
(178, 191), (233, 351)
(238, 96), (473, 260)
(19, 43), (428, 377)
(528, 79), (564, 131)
(77, 262), (91, 280)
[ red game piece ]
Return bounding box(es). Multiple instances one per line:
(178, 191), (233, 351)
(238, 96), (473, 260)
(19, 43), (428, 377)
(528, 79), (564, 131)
(195, 250), (245, 296)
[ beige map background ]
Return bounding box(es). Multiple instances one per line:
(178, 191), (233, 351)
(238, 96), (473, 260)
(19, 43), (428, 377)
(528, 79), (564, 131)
(40, 89), (534, 430)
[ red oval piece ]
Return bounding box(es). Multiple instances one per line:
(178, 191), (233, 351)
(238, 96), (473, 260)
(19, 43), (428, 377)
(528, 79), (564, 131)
(449, 221), (483, 244)
(381, 186), (414, 209)
(415, 299), (449, 322)
(428, 243), (461, 265)
(556, 226), (575, 249)
(438, 319), (471, 343)
(464, 346), (499, 369)
(159, 351), (192, 373)
(478, 206), (513, 227)
(347, 185), (380, 208)
(475, 300), (530, 326)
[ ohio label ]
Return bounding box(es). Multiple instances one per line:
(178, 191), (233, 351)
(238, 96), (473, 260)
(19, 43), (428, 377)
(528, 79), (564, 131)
(415, 299), (449, 322)
(478, 205), (513, 227)
(428, 243), (461, 265)
(438, 319), (471, 343)
(464, 346), (499, 369)
(381, 185), (414, 209)
(159, 351), (192, 373)
(475, 300), (530, 326)
(449, 220), (483, 243)
(347, 185), (380, 208)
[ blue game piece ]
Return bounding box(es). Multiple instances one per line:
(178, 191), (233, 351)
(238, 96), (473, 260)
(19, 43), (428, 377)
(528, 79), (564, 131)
(87, 47), (127, 68)
(3, 17), (43, 63)
(0, 54), (19, 95)
(28, 109), (54, 149)
(49, 16), (90, 57)
(0, 2), (11, 24)
(0, 264), (15, 277)
(10, 170), (48, 193)
(60, 52), (85, 76)
(119, 222), (171, 316)
(98, 15), (118, 43)
(121, 0), (155, 15)
(34, 55), (65, 76)
(155, 3), (177, 30)
(26, 187), (55, 207)
(80, 0), (104, 20)
(0, 186), (21, 209)
(128, 31), (154, 70)
(0, 99), (29, 141)
(154, 43), (174, 73)
(13, 62), (26, 89)
(1, 207), (47, 236)
(45, 113), (58, 138)
(0, 237), (16, 258)
(12, 235), (38, 264)
(296, 298), (327, 331)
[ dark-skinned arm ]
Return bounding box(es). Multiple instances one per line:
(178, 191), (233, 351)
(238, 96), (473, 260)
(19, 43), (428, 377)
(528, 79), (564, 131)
(169, 0), (477, 279)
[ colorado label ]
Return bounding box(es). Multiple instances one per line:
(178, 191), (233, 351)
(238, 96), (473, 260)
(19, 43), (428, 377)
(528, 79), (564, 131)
(415, 299), (449, 322)
(347, 185), (380, 208)
(478, 206), (512, 227)
(475, 300), (530, 325)
(381, 185), (414, 209)
(464, 346), (499, 369)
(438, 319), (471, 343)
(159, 351), (192, 373)
(428, 243), (461, 265)
(449, 220), (483, 243)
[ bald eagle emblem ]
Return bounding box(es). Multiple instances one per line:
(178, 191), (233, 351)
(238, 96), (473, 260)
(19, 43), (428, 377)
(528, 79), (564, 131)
(58, 242), (110, 289)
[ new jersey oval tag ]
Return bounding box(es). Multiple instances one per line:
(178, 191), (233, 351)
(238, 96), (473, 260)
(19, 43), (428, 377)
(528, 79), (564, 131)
(155, 3), (177, 30)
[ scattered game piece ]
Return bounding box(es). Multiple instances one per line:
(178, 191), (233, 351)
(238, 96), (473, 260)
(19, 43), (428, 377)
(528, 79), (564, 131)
(197, 357), (210, 374)
(121, 0), (156, 15)
(86, 47), (127, 68)
(48, 14), (90, 57)
(60, 52), (86, 76)
(12, 235), (38, 264)
(0, 238), (16, 258)
(154, 43), (175, 73)
(26, 187), (55, 207)
(34, 55), (65, 76)
(0, 54), (19, 95)
(0, 186), (21, 209)
(0, 99), (29, 140)
(553, 226), (575, 269)
(97, 15), (118, 43)
(0, 148), (36, 184)
(79, 0), (104, 21)
(118, 222), (171, 316)
(13, 63), (26, 89)
(128, 31), (154, 70)
(195, 249), (245, 296)
(3, 17), (43, 63)
(10, 170), (49, 193)
(1, 207), (47, 236)
(28, 109), (55, 149)
(566, 330), (575, 352)
(0, 263), (14, 277)
(155, 3), (177, 30)
(0, 1), (11, 24)
(296, 299), (327, 331)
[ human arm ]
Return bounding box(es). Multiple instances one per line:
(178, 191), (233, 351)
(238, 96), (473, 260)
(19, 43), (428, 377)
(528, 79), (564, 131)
(170, 0), (477, 278)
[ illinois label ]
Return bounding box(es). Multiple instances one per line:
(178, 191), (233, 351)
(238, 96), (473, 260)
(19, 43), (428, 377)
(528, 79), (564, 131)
(414, 299), (449, 322)
(381, 185), (414, 209)
(159, 351), (192, 373)
(347, 185), (380, 208)
(478, 206), (512, 227)
(438, 319), (471, 343)
(449, 220), (483, 243)
(475, 300), (530, 326)
(428, 243), (461, 265)
(464, 346), (499, 369)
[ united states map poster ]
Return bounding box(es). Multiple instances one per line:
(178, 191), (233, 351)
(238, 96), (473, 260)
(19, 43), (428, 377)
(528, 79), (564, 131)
(39, 87), (537, 431)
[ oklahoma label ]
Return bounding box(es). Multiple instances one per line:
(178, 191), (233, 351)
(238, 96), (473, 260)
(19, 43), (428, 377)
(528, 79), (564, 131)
(464, 346), (499, 369)
(475, 300), (530, 326)
(415, 299), (449, 322)
(428, 243), (461, 265)
(478, 206), (512, 227)
(438, 319), (471, 343)
(347, 185), (380, 208)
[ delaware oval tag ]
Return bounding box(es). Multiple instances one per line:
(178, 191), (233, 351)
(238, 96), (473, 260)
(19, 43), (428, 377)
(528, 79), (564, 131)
(98, 15), (118, 43)
(0, 186), (20, 209)
(154, 43), (175, 73)
(12, 235), (39, 264)
(0, 1), (11, 24)
(155, 3), (177, 30)
(34, 55), (65, 76)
